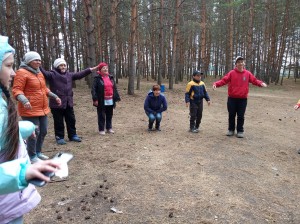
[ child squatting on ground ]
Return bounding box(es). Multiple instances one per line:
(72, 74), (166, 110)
(144, 84), (168, 131)
(185, 70), (210, 133)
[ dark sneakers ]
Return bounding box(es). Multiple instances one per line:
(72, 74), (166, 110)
(69, 135), (82, 142)
(56, 136), (67, 145)
(190, 128), (199, 133)
(236, 132), (244, 138)
(226, 130), (234, 136)
(298, 149), (300, 154)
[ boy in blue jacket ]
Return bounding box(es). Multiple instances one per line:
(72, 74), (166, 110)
(185, 70), (210, 133)
(144, 84), (168, 131)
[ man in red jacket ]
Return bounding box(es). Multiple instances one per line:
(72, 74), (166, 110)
(213, 56), (267, 138)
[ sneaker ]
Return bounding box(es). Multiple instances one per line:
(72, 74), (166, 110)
(56, 138), (67, 145)
(190, 128), (199, 133)
(148, 128), (153, 132)
(31, 156), (42, 164)
(156, 127), (161, 131)
(226, 130), (234, 136)
(37, 153), (49, 160)
(99, 131), (106, 135)
(236, 132), (244, 138)
(69, 135), (82, 142)
(298, 149), (300, 154)
(107, 129), (115, 134)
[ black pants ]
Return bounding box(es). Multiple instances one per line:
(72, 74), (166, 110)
(51, 106), (77, 139)
(227, 97), (247, 133)
(97, 105), (114, 131)
(189, 100), (203, 129)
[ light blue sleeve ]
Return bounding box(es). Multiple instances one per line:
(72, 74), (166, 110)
(0, 158), (29, 195)
(19, 120), (35, 139)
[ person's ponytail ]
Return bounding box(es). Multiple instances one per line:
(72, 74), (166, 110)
(0, 83), (19, 161)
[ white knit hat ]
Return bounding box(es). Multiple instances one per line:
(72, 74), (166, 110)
(24, 51), (41, 64)
(53, 58), (67, 68)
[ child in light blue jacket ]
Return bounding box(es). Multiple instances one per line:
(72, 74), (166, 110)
(0, 35), (59, 223)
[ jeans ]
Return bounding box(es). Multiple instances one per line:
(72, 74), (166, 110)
(97, 105), (114, 131)
(189, 100), (203, 129)
(21, 116), (48, 159)
(227, 97), (247, 133)
(147, 112), (162, 128)
(51, 106), (77, 139)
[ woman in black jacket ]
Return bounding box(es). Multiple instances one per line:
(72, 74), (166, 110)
(91, 62), (120, 135)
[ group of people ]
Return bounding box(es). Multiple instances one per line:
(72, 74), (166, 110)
(146, 56), (267, 139)
(1, 33), (299, 223)
(0, 35), (122, 223)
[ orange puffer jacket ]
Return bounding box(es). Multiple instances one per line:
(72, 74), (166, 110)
(12, 68), (50, 117)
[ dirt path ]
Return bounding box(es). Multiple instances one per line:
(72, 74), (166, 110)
(25, 78), (300, 224)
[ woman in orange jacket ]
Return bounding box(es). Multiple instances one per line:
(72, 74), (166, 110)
(12, 51), (61, 163)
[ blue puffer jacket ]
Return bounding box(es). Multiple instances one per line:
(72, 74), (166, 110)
(144, 91), (168, 115)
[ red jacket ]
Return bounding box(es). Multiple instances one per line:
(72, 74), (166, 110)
(214, 67), (263, 98)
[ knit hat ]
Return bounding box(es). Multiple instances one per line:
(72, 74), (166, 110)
(53, 58), (67, 68)
(98, 62), (108, 72)
(24, 51), (41, 64)
(235, 56), (244, 64)
(192, 70), (203, 76)
(0, 35), (15, 71)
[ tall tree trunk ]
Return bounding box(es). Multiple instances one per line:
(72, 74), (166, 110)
(158, 0), (164, 86)
(84, 0), (97, 87)
(225, 0), (234, 73)
(200, 0), (207, 72)
(275, 0), (290, 84)
(246, 0), (254, 72)
(169, 0), (180, 90)
(110, 0), (119, 79)
(127, 0), (137, 95)
(95, 0), (103, 61)
(58, 0), (70, 65)
(68, 0), (75, 71)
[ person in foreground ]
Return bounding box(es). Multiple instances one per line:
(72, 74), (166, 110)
(185, 70), (210, 133)
(0, 35), (60, 224)
(40, 58), (98, 145)
(92, 62), (120, 135)
(144, 84), (168, 131)
(294, 98), (300, 154)
(213, 56), (267, 138)
(12, 51), (61, 163)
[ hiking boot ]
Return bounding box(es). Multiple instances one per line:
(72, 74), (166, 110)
(226, 130), (234, 136)
(30, 156), (42, 164)
(99, 131), (106, 135)
(37, 153), (49, 160)
(107, 129), (115, 134)
(69, 135), (82, 142)
(56, 138), (66, 145)
(236, 132), (244, 138)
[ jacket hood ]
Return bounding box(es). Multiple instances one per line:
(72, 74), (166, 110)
(19, 62), (40, 74)
(234, 67), (245, 73)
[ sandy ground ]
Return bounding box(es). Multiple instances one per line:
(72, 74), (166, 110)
(24, 77), (300, 224)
